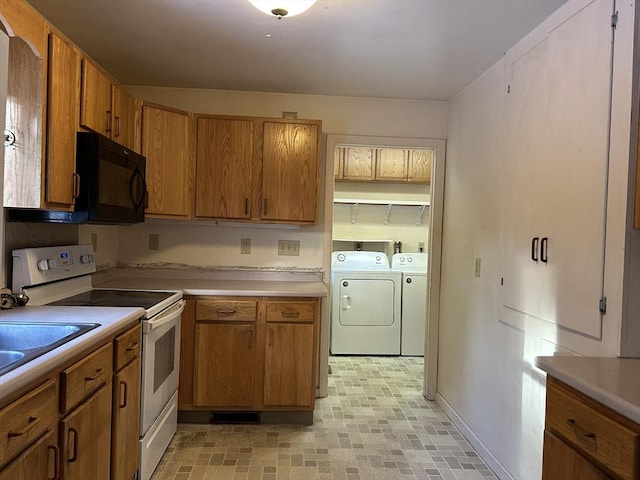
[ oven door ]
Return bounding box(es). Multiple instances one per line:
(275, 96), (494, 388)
(141, 300), (185, 435)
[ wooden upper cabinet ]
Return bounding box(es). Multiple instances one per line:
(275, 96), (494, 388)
(195, 116), (254, 220)
(334, 146), (343, 179)
(142, 104), (193, 219)
(80, 58), (138, 151)
(111, 84), (136, 151)
(80, 59), (111, 137)
(376, 148), (408, 181)
(45, 32), (80, 209)
(408, 148), (432, 183)
(342, 147), (375, 181)
(262, 120), (320, 223)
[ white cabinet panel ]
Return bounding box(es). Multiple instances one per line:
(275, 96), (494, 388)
(500, 0), (612, 339)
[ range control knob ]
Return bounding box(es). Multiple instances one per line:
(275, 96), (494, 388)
(47, 259), (57, 269)
(407, 257), (413, 262)
(336, 253), (346, 262)
(37, 259), (49, 271)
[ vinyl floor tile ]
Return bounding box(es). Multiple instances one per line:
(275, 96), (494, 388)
(151, 356), (497, 480)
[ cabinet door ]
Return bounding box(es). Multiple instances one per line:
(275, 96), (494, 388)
(193, 323), (257, 408)
(196, 117), (253, 219)
(111, 357), (141, 480)
(178, 300), (196, 409)
(342, 147), (375, 181)
(334, 146), (343, 179)
(263, 323), (315, 409)
(80, 59), (111, 137)
(542, 430), (610, 480)
(46, 32), (80, 208)
(262, 121), (319, 223)
(143, 105), (193, 218)
(376, 148), (408, 181)
(500, 0), (611, 338)
(408, 149), (433, 183)
(60, 383), (111, 480)
(0, 430), (58, 480)
(111, 84), (137, 150)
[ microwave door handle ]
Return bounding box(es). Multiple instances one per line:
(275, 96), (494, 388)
(143, 300), (186, 333)
(129, 166), (146, 210)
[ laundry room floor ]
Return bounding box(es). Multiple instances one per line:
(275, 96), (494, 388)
(151, 357), (497, 480)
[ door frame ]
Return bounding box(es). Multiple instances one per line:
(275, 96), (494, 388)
(321, 134), (446, 400)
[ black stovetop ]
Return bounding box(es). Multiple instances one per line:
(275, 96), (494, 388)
(48, 289), (176, 309)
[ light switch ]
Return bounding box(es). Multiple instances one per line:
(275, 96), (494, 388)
(149, 234), (160, 251)
(241, 238), (252, 254)
(278, 240), (300, 256)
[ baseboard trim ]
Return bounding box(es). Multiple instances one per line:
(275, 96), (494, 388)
(435, 392), (516, 480)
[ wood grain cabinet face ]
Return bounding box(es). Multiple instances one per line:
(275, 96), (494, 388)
(111, 356), (141, 480)
(46, 32), (80, 209)
(60, 383), (112, 480)
(261, 121), (320, 223)
(80, 59), (138, 151)
(408, 149), (433, 183)
(542, 378), (640, 480)
(195, 117), (254, 220)
(342, 147), (375, 181)
(142, 104), (193, 219)
(376, 148), (408, 181)
(0, 430), (59, 480)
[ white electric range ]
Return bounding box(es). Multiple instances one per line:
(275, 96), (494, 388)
(12, 244), (184, 480)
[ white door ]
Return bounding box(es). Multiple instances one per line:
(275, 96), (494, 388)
(337, 277), (397, 326)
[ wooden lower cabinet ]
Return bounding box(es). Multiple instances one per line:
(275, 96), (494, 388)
(541, 377), (640, 480)
(0, 430), (58, 480)
(60, 383), (112, 480)
(543, 430), (609, 480)
(193, 322), (257, 408)
(111, 356), (141, 480)
(187, 296), (319, 412)
(263, 322), (314, 408)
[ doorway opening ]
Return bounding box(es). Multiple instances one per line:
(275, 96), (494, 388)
(318, 134), (446, 401)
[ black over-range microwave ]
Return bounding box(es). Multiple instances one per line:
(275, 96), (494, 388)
(7, 132), (147, 224)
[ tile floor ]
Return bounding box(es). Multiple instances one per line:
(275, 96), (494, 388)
(151, 356), (497, 480)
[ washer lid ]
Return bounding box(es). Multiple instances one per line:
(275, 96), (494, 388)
(391, 253), (428, 272)
(331, 251), (390, 270)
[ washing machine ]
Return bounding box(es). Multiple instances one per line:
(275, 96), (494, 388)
(331, 251), (402, 355)
(392, 253), (428, 356)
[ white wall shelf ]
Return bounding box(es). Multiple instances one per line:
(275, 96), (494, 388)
(333, 199), (430, 225)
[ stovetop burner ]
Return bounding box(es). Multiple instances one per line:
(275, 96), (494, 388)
(48, 289), (177, 310)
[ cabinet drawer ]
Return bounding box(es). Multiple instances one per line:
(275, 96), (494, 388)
(546, 379), (640, 480)
(196, 299), (258, 321)
(265, 300), (317, 323)
(0, 379), (57, 467)
(114, 323), (141, 371)
(61, 342), (112, 413)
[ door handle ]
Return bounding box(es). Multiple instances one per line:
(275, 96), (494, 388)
(531, 237), (539, 262)
(67, 427), (78, 463)
(119, 381), (128, 408)
(341, 295), (351, 310)
(48, 444), (60, 480)
(540, 237), (548, 263)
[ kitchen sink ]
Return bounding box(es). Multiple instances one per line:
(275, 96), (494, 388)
(0, 322), (100, 376)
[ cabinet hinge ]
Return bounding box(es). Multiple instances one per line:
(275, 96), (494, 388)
(599, 296), (607, 315)
(500, 277), (504, 286)
(507, 85), (511, 94)
(611, 12), (618, 29)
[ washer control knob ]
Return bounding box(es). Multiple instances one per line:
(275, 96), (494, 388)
(37, 259), (49, 271)
(337, 253), (346, 262)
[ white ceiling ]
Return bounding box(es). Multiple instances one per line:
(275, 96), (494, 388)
(26, 0), (567, 101)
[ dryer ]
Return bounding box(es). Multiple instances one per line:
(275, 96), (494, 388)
(330, 251), (401, 355)
(392, 253), (428, 356)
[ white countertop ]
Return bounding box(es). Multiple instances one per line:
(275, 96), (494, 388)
(535, 356), (640, 424)
(93, 268), (328, 297)
(0, 306), (144, 402)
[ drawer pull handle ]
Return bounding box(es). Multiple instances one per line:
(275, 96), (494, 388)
(84, 368), (104, 381)
(281, 310), (300, 318)
(216, 308), (237, 315)
(126, 342), (140, 352)
(7, 415), (39, 437)
(67, 427), (78, 463)
(48, 444), (60, 480)
(567, 419), (596, 440)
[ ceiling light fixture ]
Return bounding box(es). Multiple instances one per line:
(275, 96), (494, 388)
(248, 0), (318, 19)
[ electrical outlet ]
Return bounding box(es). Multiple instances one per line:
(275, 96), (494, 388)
(278, 240), (300, 256)
(91, 233), (98, 253)
(418, 242), (425, 253)
(475, 257), (481, 277)
(241, 238), (252, 254)
(149, 234), (160, 251)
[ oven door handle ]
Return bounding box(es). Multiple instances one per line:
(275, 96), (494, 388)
(143, 300), (186, 333)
